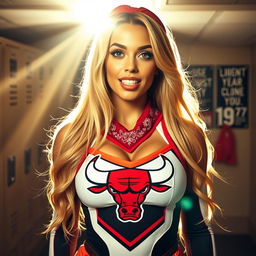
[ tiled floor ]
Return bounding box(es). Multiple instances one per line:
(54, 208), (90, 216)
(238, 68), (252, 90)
(40, 234), (256, 255)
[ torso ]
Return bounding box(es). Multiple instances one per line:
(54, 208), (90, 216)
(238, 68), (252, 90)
(75, 119), (187, 256)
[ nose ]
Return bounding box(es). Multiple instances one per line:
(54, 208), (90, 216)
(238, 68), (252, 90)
(125, 56), (138, 73)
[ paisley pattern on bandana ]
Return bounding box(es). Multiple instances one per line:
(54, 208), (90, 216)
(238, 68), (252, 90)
(107, 103), (163, 153)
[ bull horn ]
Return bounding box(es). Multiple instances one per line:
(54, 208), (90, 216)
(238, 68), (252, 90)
(148, 155), (174, 184)
(85, 155), (124, 184)
(136, 154), (169, 171)
(94, 155), (125, 172)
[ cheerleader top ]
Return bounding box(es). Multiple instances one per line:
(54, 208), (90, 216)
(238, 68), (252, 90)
(49, 107), (216, 256)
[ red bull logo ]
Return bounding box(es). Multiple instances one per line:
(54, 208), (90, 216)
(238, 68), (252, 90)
(85, 155), (174, 222)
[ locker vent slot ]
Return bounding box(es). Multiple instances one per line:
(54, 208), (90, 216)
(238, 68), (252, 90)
(26, 84), (32, 104)
(39, 66), (45, 98)
(9, 84), (18, 106)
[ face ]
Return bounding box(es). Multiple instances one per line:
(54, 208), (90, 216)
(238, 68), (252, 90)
(105, 23), (157, 103)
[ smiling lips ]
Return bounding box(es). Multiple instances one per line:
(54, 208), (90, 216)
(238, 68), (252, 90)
(119, 77), (141, 91)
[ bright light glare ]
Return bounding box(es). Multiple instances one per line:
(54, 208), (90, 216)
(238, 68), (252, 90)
(69, 0), (154, 34)
(70, 0), (114, 34)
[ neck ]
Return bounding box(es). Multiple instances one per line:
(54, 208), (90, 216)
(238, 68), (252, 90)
(112, 96), (148, 130)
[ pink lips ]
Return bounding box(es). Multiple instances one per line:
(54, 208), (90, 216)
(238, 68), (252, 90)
(119, 77), (141, 91)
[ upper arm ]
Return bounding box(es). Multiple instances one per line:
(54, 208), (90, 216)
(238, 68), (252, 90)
(180, 189), (216, 256)
(49, 225), (78, 256)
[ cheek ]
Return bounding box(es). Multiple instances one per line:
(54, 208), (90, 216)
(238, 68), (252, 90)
(105, 62), (113, 77)
(144, 64), (157, 80)
(144, 67), (157, 88)
(105, 65), (115, 89)
(105, 58), (120, 76)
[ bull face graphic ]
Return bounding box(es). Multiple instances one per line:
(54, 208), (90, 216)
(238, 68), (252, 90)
(85, 155), (174, 222)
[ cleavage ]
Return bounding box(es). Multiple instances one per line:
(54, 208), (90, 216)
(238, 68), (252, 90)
(97, 129), (168, 162)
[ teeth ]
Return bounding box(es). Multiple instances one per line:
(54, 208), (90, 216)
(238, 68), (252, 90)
(121, 80), (139, 85)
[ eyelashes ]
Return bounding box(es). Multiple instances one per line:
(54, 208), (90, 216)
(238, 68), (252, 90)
(110, 50), (124, 58)
(109, 49), (154, 60)
(139, 52), (153, 60)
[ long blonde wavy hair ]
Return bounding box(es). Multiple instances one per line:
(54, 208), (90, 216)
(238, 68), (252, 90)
(44, 11), (220, 240)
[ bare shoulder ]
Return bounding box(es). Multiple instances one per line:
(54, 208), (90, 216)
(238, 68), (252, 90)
(52, 123), (71, 161)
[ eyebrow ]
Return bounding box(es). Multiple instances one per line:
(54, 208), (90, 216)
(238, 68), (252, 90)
(110, 43), (152, 50)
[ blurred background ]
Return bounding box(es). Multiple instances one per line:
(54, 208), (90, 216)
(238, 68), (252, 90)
(0, 0), (256, 255)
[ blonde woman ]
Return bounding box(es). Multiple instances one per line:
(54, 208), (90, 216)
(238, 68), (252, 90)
(45, 5), (219, 256)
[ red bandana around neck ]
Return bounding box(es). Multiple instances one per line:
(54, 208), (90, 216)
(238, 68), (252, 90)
(107, 103), (163, 153)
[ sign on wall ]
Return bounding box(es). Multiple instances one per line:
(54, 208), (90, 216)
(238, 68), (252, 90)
(188, 65), (214, 127)
(216, 65), (249, 128)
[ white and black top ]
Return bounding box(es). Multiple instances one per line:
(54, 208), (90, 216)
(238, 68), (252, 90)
(49, 119), (216, 256)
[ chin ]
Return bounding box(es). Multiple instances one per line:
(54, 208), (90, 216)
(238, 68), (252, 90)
(120, 95), (144, 102)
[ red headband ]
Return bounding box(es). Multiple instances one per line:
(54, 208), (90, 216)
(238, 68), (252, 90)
(111, 5), (166, 32)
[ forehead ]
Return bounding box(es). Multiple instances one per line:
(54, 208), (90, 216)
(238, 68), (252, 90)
(109, 23), (151, 46)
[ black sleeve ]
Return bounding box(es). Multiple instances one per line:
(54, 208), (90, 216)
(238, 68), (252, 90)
(180, 189), (216, 256)
(49, 218), (83, 256)
(49, 225), (72, 256)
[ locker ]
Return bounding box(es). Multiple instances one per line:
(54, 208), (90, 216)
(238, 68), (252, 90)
(2, 150), (23, 256)
(0, 38), (24, 256)
(0, 37), (46, 256)
(19, 47), (42, 231)
(29, 56), (50, 224)
(32, 128), (49, 222)
(1, 39), (23, 144)
(0, 35), (82, 255)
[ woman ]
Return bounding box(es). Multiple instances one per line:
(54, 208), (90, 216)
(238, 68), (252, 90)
(45, 5), (219, 256)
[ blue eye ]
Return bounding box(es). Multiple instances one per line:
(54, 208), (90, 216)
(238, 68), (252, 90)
(139, 52), (153, 60)
(110, 50), (124, 58)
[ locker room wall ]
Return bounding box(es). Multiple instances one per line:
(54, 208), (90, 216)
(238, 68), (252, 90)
(0, 37), (55, 255)
(0, 36), (79, 255)
(178, 41), (253, 235)
(0, 38), (27, 255)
